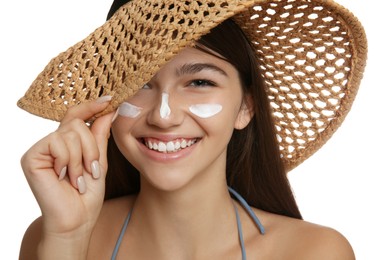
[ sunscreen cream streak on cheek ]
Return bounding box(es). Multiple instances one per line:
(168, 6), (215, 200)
(189, 104), (223, 118)
(160, 92), (171, 119)
(118, 102), (142, 118)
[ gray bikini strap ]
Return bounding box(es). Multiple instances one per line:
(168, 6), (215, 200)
(229, 187), (266, 260)
(111, 209), (132, 260)
(228, 187), (266, 234)
(111, 187), (265, 260)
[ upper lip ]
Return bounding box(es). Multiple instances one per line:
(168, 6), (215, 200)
(137, 134), (201, 142)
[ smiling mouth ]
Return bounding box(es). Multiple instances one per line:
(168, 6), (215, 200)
(142, 138), (199, 153)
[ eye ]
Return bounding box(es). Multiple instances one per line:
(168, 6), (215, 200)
(141, 83), (151, 89)
(188, 79), (216, 88)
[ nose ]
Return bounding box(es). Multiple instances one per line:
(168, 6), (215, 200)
(147, 91), (184, 129)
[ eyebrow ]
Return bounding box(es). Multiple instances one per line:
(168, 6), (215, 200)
(176, 63), (228, 77)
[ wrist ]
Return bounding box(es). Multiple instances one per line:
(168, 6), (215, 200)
(38, 230), (92, 260)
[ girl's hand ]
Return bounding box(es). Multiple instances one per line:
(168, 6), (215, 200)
(20, 96), (115, 255)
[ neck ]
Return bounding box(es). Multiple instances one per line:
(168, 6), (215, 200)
(128, 178), (239, 259)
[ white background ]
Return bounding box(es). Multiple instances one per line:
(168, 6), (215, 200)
(0, 0), (388, 259)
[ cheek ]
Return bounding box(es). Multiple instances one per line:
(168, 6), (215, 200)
(190, 102), (240, 135)
(111, 111), (138, 141)
(111, 118), (139, 163)
(189, 103), (222, 118)
(117, 102), (142, 118)
(110, 120), (125, 140)
(187, 99), (242, 125)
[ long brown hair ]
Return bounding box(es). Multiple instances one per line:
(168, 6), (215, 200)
(105, 1), (302, 219)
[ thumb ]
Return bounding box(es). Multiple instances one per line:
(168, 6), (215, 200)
(90, 110), (116, 172)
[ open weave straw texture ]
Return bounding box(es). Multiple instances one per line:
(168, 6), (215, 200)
(17, 0), (367, 171)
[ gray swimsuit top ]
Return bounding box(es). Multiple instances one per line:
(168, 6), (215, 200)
(111, 187), (265, 260)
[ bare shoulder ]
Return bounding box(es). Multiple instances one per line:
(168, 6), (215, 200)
(19, 196), (136, 260)
(99, 194), (135, 219)
(19, 216), (42, 260)
(248, 208), (355, 259)
(280, 217), (355, 259)
(87, 195), (136, 259)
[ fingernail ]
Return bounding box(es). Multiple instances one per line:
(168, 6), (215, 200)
(111, 108), (119, 123)
(59, 166), (67, 180)
(77, 176), (87, 194)
(96, 95), (112, 104)
(91, 160), (100, 179)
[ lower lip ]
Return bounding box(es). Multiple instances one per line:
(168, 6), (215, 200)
(137, 139), (198, 162)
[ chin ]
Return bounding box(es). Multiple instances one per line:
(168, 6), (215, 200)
(140, 168), (196, 193)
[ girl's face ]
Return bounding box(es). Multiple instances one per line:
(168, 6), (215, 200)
(111, 47), (253, 191)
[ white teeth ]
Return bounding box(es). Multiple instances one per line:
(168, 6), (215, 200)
(166, 141), (175, 152)
(145, 139), (197, 153)
(158, 142), (166, 152)
(174, 141), (181, 150)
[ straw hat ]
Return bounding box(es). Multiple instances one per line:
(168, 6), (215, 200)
(17, 0), (367, 171)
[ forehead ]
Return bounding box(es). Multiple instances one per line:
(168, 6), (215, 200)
(153, 47), (238, 78)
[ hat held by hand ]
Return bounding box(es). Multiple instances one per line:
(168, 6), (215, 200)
(17, 0), (367, 171)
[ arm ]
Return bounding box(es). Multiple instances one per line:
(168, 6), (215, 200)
(294, 224), (355, 260)
(19, 97), (115, 260)
(19, 217), (42, 260)
(306, 227), (355, 260)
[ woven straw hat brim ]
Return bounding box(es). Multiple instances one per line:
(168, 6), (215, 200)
(17, 0), (367, 171)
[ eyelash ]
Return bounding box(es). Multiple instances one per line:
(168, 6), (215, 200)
(140, 79), (216, 90)
(188, 79), (216, 88)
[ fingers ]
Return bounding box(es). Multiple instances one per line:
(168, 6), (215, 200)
(48, 133), (70, 178)
(61, 95), (113, 126)
(58, 119), (97, 175)
(90, 110), (116, 172)
(54, 96), (115, 192)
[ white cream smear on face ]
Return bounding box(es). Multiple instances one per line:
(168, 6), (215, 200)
(160, 92), (171, 119)
(118, 102), (142, 118)
(189, 104), (223, 118)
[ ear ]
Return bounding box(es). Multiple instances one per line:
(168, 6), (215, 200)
(234, 94), (254, 130)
